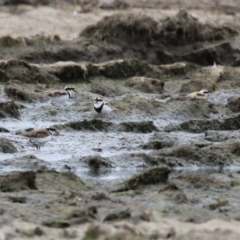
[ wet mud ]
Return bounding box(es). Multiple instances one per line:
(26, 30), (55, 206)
(1, 0), (240, 239)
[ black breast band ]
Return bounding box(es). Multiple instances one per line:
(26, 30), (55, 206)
(94, 103), (104, 113)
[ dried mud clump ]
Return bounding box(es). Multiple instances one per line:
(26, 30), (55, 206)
(125, 77), (164, 93)
(0, 101), (20, 118)
(43, 206), (97, 228)
(0, 60), (58, 83)
(119, 121), (158, 133)
(35, 170), (85, 192)
(0, 171), (37, 192)
(227, 96), (240, 112)
(80, 155), (112, 174)
(0, 170), (85, 192)
(103, 209), (131, 222)
(112, 95), (164, 115)
(4, 80), (44, 102)
(66, 119), (113, 132)
(180, 79), (216, 93)
(115, 166), (171, 191)
(176, 173), (230, 189)
(97, 59), (156, 79)
(143, 144), (231, 167)
(0, 138), (17, 153)
(99, 0), (130, 10)
(66, 119), (158, 133)
(90, 80), (131, 97)
(43, 62), (88, 83)
(2, 154), (47, 171)
(167, 113), (240, 133)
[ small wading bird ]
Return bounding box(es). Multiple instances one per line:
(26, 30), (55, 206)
(21, 128), (59, 150)
(50, 87), (77, 106)
(186, 89), (209, 99)
(94, 97), (115, 115)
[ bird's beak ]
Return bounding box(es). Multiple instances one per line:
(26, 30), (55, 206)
(74, 89), (78, 92)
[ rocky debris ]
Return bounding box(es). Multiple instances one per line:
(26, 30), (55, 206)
(165, 113), (240, 133)
(142, 132), (175, 150)
(142, 144), (232, 167)
(0, 171), (36, 192)
(96, 59), (158, 79)
(41, 61), (88, 83)
(0, 138), (17, 153)
(99, 0), (130, 10)
(227, 96), (240, 112)
(8, 196), (27, 203)
(0, 101), (20, 118)
(43, 206), (97, 228)
(103, 209), (131, 222)
(2, 154), (47, 171)
(66, 119), (158, 133)
(0, 35), (61, 48)
(0, 127), (10, 132)
(4, 80), (45, 102)
(159, 62), (200, 76)
(0, 170), (85, 192)
(175, 172), (231, 189)
(40, 59), (162, 81)
(180, 79), (216, 93)
(205, 130), (240, 142)
(91, 192), (111, 201)
(166, 98), (217, 119)
(125, 76), (164, 93)
(115, 166), (171, 191)
(111, 95), (165, 115)
(35, 170), (86, 192)
(80, 155), (112, 174)
(90, 80), (131, 97)
(0, 60), (57, 83)
(207, 199), (229, 210)
(1, 218), (240, 240)
(204, 140), (240, 158)
(159, 182), (188, 204)
(217, 67), (240, 88)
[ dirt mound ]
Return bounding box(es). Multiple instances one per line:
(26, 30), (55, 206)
(115, 165), (171, 191)
(165, 113), (240, 133)
(81, 13), (159, 45)
(160, 10), (237, 45)
(78, 10), (238, 66)
(0, 101), (20, 118)
(66, 119), (158, 133)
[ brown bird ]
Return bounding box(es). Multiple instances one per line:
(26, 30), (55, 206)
(21, 128), (59, 150)
(49, 87), (77, 106)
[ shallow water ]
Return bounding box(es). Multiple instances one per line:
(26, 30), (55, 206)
(2, 86), (240, 183)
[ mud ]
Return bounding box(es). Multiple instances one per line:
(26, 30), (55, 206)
(1, 0), (240, 239)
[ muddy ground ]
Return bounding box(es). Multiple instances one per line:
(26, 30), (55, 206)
(1, 0), (240, 239)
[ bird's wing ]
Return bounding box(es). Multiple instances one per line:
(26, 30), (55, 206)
(21, 129), (48, 138)
(48, 91), (67, 98)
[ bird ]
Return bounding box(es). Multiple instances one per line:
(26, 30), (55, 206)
(20, 128), (59, 150)
(94, 97), (115, 115)
(186, 89), (209, 99)
(49, 87), (77, 106)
